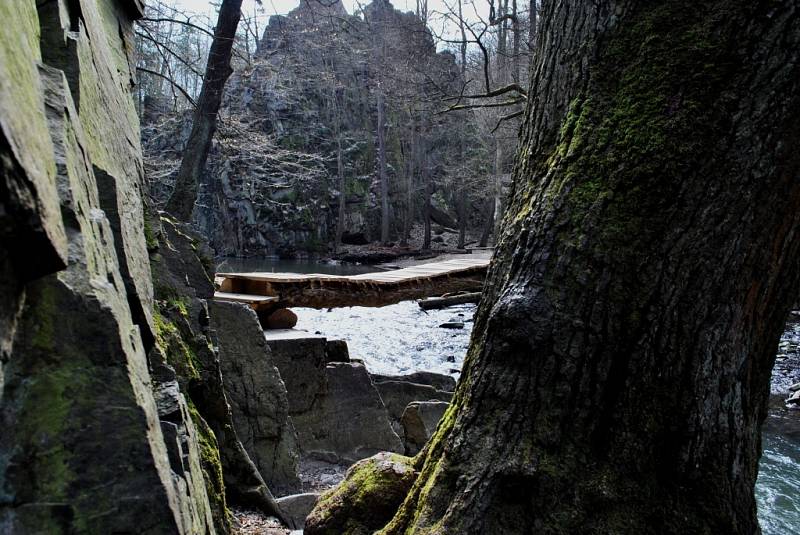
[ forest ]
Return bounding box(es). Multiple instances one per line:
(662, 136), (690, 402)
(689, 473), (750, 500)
(1, 0), (800, 534)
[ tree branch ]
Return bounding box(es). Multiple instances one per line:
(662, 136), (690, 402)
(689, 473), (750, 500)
(136, 67), (197, 107)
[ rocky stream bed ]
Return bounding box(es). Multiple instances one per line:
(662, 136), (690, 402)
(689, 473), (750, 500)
(225, 258), (800, 534)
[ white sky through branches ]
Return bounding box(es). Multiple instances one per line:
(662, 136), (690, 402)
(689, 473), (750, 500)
(169, 0), (491, 43)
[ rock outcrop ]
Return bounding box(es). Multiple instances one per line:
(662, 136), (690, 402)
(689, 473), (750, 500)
(265, 333), (403, 464)
(150, 215), (288, 528)
(0, 1), (216, 532)
(208, 300), (302, 495)
(1, 1), (296, 532)
(143, 0), (476, 257)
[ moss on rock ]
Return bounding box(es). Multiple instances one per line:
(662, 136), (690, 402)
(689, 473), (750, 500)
(189, 400), (233, 534)
(305, 452), (418, 535)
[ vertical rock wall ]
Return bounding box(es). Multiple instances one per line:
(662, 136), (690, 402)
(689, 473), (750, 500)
(0, 1), (215, 533)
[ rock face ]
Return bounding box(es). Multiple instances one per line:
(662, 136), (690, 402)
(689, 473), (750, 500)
(401, 401), (450, 455)
(143, 0), (475, 257)
(0, 0), (215, 532)
(298, 362), (404, 464)
(266, 333), (403, 464)
(208, 300), (302, 495)
(151, 216), (288, 528)
(305, 452), (418, 535)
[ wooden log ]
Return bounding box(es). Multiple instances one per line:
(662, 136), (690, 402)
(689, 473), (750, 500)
(418, 292), (482, 310)
(216, 258), (489, 309)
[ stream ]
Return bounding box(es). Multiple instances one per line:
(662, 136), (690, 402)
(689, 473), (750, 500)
(220, 257), (800, 533)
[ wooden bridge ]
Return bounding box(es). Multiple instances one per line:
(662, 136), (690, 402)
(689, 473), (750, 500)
(214, 257), (490, 312)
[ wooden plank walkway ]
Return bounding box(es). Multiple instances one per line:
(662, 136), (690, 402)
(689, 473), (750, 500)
(214, 257), (490, 310)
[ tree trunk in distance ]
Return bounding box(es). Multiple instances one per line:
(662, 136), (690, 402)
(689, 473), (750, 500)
(457, 0), (468, 250)
(478, 199), (494, 248)
(164, 0), (243, 222)
(422, 156), (431, 251)
(334, 98), (345, 252)
(528, 0), (537, 47)
(511, 0), (520, 84)
(377, 87), (390, 243)
(376, 1), (800, 533)
(491, 137), (503, 244)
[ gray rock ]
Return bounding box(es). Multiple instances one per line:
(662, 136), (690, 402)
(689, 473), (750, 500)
(374, 380), (453, 430)
(293, 362), (404, 464)
(371, 371), (456, 392)
(265, 331), (329, 415)
(1, 27), (211, 532)
(209, 300), (301, 495)
(41, 0), (156, 348)
(325, 339), (350, 362)
(275, 493), (319, 529)
(401, 401), (450, 455)
(439, 321), (465, 329)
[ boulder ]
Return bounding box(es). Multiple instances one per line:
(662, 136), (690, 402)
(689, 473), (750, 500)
(401, 401), (450, 455)
(209, 300), (302, 495)
(265, 308), (298, 329)
(305, 453), (417, 535)
(275, 493), (320, 529)
(267, 333), (402, 463)
(293, 362), (404, 464)
(265, 331), (329, 415)
(325, 339), (350, 362)
(373, 380), (453, 431)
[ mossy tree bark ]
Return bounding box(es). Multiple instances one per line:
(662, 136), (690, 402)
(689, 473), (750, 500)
(379, 1), (800, 533)
(165, 0), (243, 221)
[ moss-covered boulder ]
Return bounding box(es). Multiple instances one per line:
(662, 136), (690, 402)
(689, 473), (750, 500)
(305, 452), (418, 535)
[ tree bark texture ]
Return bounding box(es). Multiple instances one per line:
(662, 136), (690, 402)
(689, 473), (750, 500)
(164, 0), (243, 221)
(378, 1), (800, 534)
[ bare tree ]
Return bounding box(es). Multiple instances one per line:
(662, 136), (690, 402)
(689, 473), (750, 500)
(165, 0), (244, 221)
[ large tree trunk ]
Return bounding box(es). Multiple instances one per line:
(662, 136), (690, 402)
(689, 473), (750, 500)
(164, 0), (243, 222)
(375, 1), (800, 533)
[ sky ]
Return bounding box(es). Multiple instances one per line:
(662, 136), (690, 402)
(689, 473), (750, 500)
(168, 0), (490, 42)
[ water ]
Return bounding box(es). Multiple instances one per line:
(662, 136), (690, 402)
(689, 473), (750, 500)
(293, 301), (475, 377)
(215, 256), (378, 276)
(230, 258), (800, 532)
(758, 403), (800, 534)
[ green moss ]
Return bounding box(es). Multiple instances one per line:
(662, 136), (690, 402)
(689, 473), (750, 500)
(310, 453), (417, 535)
(166, 296), (189, 318)
(143, 215), (158, 252)
(29, 282), (56, 350)
(188, 401), (232, 534)
(153, 309), (200, 381)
